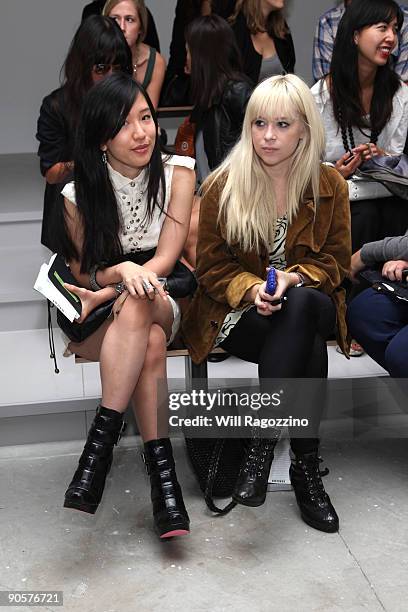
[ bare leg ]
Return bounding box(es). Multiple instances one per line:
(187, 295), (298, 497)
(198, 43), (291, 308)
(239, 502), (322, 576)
(69, 294), (173, 412)
(131, 324), (169, 442)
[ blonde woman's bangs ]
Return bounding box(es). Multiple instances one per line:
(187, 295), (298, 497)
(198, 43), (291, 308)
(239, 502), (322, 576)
(203, 74), (324, 253)
(246, 77), (306, 127)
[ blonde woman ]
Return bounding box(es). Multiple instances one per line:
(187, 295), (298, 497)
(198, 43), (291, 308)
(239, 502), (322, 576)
(103, 0), (166, 107)
(230, 0), (295, 84)
(182, 74), (351, 533)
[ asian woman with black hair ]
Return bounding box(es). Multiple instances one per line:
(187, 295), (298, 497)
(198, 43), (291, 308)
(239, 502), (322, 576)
(36, 15), (132, 250)
(312, 0), (408, 264)
(56, 73), (195, 539)
(311, 0), (408, 355)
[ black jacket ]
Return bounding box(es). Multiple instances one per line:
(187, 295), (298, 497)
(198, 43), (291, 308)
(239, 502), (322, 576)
(36, 87), (74, 250)
(231, 12), (295, 84)
(195, 79), (253, 170)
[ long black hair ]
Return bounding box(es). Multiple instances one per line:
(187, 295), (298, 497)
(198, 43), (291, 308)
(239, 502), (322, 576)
(186, 14), (248, 111)
(62, 15), (133, 129)
(330, 0), (403, 144)
(58, 73), (166, 273)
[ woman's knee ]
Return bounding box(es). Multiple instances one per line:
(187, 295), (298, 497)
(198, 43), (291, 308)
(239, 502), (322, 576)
(384, 330), (408, 377)
(143, 324), (167, 369)
(116, 293), (151, 329)
(285, 287), (331, 319)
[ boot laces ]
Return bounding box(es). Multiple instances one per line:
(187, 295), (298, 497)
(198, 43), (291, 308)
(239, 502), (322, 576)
(244, 439), (272, 476)
(301, 456), (328, 503)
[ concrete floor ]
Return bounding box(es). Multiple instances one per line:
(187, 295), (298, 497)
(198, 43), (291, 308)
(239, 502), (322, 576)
(1, 436), (408, 612)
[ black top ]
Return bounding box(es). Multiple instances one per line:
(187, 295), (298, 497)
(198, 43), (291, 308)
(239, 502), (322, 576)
(81, 0), (161, 52)
(231, 11), (296, 84)
(36, 87), (74, 250)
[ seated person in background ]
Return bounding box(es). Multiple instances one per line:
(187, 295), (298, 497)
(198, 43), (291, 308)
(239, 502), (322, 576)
(183, 74), (351, 533)
(347, 231), (408, 377)
(36, 15), (132, 250)
(229, 0), (295, 85)
(311, 0), (408, 281)
(82, 0), (161, 51)
(103, 0), (166, 108)
(57, 73), (195, 538)
(313, 0), (408, 82)
(185, 15), (253, 187)
(162, 1), (237, 106)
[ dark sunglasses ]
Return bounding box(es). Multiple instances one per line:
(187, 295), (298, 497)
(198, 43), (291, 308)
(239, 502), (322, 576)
(93, 63), (122, 75)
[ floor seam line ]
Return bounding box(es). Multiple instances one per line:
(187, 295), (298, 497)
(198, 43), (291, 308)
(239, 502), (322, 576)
(338, 531), (387, 611)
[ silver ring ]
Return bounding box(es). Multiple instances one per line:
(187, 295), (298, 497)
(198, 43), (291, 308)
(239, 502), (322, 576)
(142, 279), (154, 292)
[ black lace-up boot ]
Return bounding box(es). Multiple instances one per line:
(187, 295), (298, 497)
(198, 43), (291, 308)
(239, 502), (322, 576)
(290, 451), (339, 532)
(142, 438), (190, 539)
(232, 428), (281, 507)
(64, 405), (126, 514)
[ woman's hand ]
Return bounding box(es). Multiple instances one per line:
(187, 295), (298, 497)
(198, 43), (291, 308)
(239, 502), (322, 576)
(335, 151), (363, 178)
(254, 270), (299, 316)
(335, 142), (384, 179)
(352, 142), (384, 161)
(381, 259), (408, 282)
(64, 284), (114, 323)
(116, 261), (167, 300)
(349, 249), (366, 281)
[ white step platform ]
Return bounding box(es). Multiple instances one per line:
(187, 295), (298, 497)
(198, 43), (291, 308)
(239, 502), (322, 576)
(0, 325), (389, 446)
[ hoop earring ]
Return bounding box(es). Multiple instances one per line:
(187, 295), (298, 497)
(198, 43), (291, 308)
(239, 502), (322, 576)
(102, 151), (107, 165)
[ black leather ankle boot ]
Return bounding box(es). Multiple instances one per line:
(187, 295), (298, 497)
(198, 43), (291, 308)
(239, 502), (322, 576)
(64, 405), (126, 514)
(142, 438), (190, 539)
(290, 451), (339, 533)
(232, 428), (281, 507)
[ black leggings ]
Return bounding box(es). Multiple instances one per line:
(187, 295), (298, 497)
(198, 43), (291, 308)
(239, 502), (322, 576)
(219, 288), (336, 455)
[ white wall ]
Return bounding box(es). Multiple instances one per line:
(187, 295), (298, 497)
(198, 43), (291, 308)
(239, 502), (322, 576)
(0, 0), (336, 155)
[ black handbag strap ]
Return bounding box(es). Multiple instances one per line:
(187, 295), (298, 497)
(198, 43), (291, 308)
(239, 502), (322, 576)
(204, 439), (237, 516)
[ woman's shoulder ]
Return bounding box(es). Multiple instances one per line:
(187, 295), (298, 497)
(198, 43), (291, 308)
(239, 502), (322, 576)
(392, 80), (408, 106)
(222, 78), (253, 103)
(40, 87), (65, 112)
(310, 78), (329, 100)
(139, 43), (165, 65)
(319, 163), (347, 194)
(163, 154), (195, 171)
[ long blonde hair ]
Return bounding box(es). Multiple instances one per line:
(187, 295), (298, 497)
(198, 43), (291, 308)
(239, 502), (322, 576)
(202, 74), (325, 254)
(230, 0), (288, 38)
(103, 0), (147, 43)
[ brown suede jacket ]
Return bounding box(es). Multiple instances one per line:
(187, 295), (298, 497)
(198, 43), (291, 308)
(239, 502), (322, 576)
(182, 164), (351, 364)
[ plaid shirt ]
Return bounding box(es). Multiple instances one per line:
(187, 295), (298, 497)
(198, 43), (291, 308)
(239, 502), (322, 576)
(313, 3), (408, 82)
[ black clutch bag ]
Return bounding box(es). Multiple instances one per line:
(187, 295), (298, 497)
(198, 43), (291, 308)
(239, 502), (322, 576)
(56, 249), (197, 343)
(359, 268), (408, 302)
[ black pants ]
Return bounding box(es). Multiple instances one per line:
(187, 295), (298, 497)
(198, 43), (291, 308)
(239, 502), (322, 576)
(219, 288), (336, 455)
(350, 194), (408, 254)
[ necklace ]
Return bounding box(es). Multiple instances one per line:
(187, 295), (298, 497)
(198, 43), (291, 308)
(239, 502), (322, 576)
(132, 47), (140, 76)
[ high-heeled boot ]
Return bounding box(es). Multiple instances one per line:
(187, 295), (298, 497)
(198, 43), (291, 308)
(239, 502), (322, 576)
(232, 427), (281, 507)
(142, 438), (190, 539)
(290, 451), (339, 533)
(64, 405), (126, 514)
